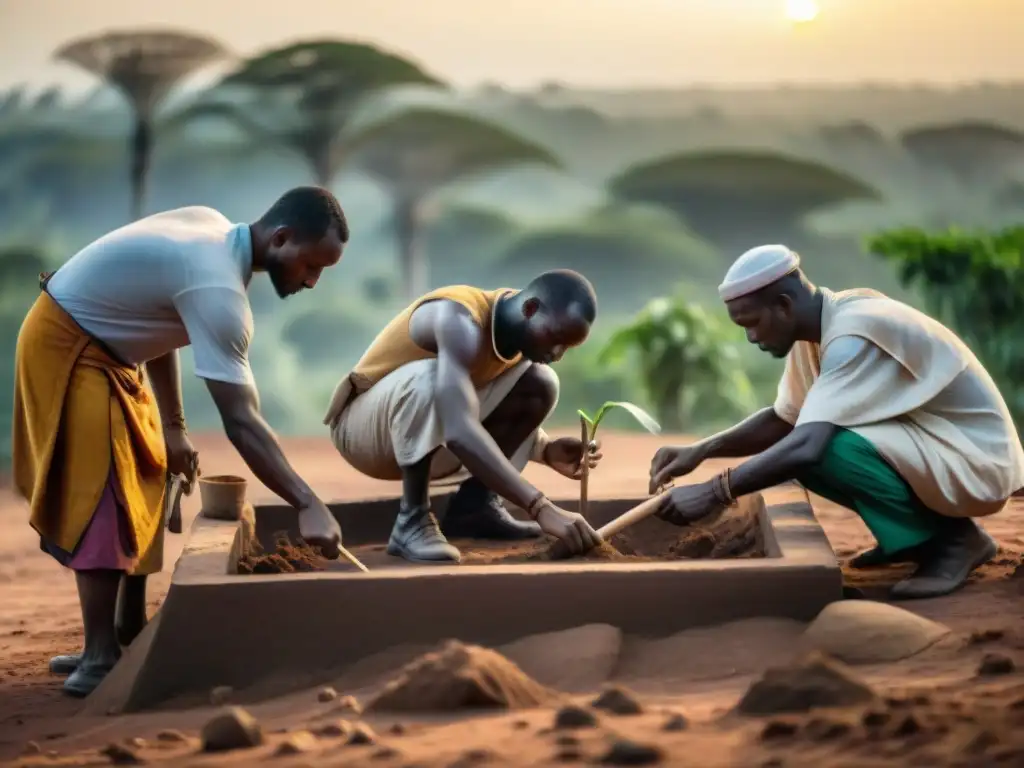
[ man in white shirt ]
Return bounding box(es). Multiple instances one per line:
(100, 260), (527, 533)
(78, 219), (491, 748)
(12, 186), (348, 696)
(646, 244), (1023, 601)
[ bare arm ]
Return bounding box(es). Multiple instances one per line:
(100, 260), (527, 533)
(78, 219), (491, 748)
(432, 304), (543, 510)
(692, 407), (794, 461)
(728, 421), (837, 497)
(205, 379), (316, 509)
(146, 350), (186, 428)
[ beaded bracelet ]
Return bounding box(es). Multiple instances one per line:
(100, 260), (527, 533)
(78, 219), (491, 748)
(525, 492), (548, 520)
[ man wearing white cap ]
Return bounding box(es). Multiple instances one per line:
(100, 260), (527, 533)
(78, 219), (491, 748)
(648, 244), (1024, 600)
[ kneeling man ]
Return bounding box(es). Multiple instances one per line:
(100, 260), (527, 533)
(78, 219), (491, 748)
(324, 270), (603, 562)
(648, 244), (1024, 600)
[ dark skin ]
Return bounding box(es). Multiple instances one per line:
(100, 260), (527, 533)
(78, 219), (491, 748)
(405, 291), (602, 554)
(76, 222), (348, 666)
(649, 272), (838, 524)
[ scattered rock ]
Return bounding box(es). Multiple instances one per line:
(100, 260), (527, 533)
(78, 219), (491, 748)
(274, 730), (317, 756)
(978, 654), (1015, 676)
(311, 720), (352, 739)
(209, 685), (233, 706)
(890, 714), (923, 738)
(388, 723), (406, 735)
(760, 721), (799, 741)
(368, 640), (556, 713)
(99, 743), (143, 764)
(317, 686), (338, 703)
(554, 705), (598, 729)
(200, 707), (264, 753)
(802, 601), (950, 664)
(22, 742), (40, 755)
(736, 652), (877, 716)
(513, 719), (530, 730)
(346, 723), (377, 745)
(155, 730), (188, 744)
(334, 695), (363, 715)
(969, 628), (1005, 644)
(661, 712), (688, 732)
(590, 686), (643, 715)
(125, 737), (145, 749)
(599, 738), (664, 765)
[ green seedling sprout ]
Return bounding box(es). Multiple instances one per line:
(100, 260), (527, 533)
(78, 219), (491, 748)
(575, 401), (661, 519)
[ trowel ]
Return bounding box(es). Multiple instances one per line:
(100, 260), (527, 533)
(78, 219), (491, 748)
(164, 452), (199, 534)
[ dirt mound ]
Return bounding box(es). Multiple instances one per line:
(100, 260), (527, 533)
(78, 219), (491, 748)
(801, 601), (951, 664)
(736, 652), (878, 716)
(366, 640), (559, 713)
(237, 532), (330, 574)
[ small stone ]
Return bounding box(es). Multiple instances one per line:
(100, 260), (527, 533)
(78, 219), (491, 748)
(274, 730), (317, 755)
(590, 686), (644, 715)
(125, 737), (146, 749)
(346, 723), (377, 745)
(891, 714), (923, 738)
(556, 735), (580, 746)
(200, 707), (264, 752)
(209, 685), (233, 705)
(312, 720), (352, 739)
(388, 723), (406, 735)
(969, 629), (1005, 644)
(761, 721), (798, 741)
(599, 738), (664, 765)
(317, 686), (338, 703)
(447, 748), (495, 767)
(737, 653), (876, 716)
(99, 743), (143, 764)
(978, 654), (1015, 676)
(554, 705), (598, 729)
(513, 719), (530, 730)
(155, 730), (188, 743)
(22, 742), (41, 755)
(335, 694), (363, 714)
(661, 712), (688, 732)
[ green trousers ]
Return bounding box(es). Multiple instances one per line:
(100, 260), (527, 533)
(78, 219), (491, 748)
(793, 427), (945, 554)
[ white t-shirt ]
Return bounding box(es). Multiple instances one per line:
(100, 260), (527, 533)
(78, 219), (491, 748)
(46, 206), (255, 386)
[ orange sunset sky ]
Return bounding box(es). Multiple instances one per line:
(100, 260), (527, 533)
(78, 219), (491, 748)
(0, 0), (1021, 90)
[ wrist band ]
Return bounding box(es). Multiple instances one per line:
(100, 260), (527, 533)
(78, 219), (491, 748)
(525, 492), (548, 520)
(712, 469), (736, 506)
(162, 415), (187, 431)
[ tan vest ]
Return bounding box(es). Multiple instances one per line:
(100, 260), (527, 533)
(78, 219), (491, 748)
(323, 285), (522, 427)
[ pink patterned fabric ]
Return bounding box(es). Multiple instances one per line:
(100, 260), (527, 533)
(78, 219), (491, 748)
(64, 467), (138, 571)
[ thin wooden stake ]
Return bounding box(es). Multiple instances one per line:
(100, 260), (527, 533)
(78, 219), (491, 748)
(579, 414), (590, 519)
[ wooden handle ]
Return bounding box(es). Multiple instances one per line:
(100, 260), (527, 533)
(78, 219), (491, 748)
(338, 544), (370, 573)
(595, 492), (669, 539)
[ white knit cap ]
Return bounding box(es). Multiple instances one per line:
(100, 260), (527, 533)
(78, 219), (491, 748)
(718, 244), (801, 302)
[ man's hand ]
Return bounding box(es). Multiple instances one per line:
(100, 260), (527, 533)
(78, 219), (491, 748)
(163, 425), (198, 485)
(297, 496), (342, 559)
(654, 480), (723, 526)
(536, 502), (602, 554)
(544, 437), (602, 479)
(649, 444), (707, 494)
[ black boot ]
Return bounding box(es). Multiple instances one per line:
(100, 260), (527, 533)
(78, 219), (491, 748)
(890, 519), (997, 600)
(386, 503), (461, 563)
(847, 540), (929, 569)
(441, 481), (542, 541)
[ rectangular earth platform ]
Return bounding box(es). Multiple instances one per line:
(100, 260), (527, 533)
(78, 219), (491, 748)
(92, 485), (841, 713)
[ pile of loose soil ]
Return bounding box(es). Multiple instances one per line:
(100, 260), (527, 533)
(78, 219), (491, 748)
(460, 501), (764, 564)
(736, 651), (878, 716)
(366, 639), (559, 713)
(237, 532), (330, 574)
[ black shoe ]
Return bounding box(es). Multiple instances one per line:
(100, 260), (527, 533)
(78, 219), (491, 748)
(442, 483), (542, 541)
(848, 542), (927, 569)
(49, 654), (82, 676)
(890, 520), (998, 600)
(386, 503), (461, 563)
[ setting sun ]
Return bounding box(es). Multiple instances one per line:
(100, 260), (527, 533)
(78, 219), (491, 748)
(785, 0), (820, 23)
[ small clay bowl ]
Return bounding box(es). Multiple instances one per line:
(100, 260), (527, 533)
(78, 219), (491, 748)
(199, 475), (247, 521)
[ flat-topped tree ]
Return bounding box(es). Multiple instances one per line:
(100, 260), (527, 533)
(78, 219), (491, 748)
(182, 40), (445, 186)
(900, 121), (1024, 187)
(344, 106), (562, 299)
(608, 149), (881, 256)
(54, 29), (228, 220)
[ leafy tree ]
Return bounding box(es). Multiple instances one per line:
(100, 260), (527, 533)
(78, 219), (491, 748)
(54, 29), (228, 220)
(609, 149), (880, 256)
(598, 296), (755, 432)
(346, 106), (562, 299)
(178, 40), (444, 185)
(866, 226), (1024, 425)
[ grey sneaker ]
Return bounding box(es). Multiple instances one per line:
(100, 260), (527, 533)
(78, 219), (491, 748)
(387, 503), (461, 563)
